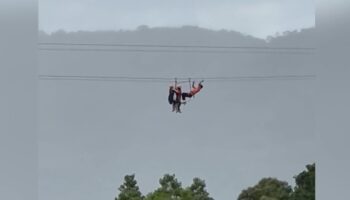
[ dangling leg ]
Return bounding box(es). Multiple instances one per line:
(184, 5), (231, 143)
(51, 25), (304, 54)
(182, 93), (187, 101)
(168, 93), (174, 105)
(168, 86), (175, 105)
(172, 103), (176, 112)
(182, 92), (192, 100)
(177, 102), (181, 113)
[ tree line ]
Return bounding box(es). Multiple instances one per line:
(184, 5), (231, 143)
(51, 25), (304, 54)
(115, 163), (315, 200)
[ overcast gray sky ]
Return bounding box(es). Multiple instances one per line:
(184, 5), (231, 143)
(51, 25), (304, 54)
(39, 0), (315, 39)
(38, 28), (316, 200)
(4, 1), (350, 200)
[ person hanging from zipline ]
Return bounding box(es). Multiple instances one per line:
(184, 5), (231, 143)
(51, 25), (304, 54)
(173, 85), (186, 113)
(168, 79), (203, 113)
(182, 80), (204, 100)
(168, 85), (186, 113)
(168, 85), (175, 105)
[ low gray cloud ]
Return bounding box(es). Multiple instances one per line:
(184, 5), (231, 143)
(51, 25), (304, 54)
(39, 0), (314, 38)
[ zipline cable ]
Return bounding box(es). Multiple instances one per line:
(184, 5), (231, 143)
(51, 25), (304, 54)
(38, 48), (313, 55)
(38, 74), (316, 82)
(38, 42), (315, 51)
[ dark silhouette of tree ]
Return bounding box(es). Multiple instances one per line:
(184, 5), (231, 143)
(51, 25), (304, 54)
(185, 178), (214, 200)
(290, 163), (315, 200)
(145, 175), (214, 200)
(114, 163), (315, 200)
(115, 174), (144, 200)
(146, 174), (183, 200)
(237, 178), (292, 200)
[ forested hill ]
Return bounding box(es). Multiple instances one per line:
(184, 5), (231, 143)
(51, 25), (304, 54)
(39, 26), (315, 47)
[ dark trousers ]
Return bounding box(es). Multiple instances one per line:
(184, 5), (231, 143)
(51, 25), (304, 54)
(168, 91), (175, 104)
(182, 93), (193, 100)
(172, 100), (181, 112)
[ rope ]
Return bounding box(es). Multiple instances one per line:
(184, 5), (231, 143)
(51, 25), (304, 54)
(38, 74), (316, 82)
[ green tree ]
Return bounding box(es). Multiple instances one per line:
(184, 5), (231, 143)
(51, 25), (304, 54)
(146, 174), (183, 200)
(115, 174), (144, 200)
(237, 178), (292, 200)
(185, 178), (214, 200)
(290, 163), (315, 200)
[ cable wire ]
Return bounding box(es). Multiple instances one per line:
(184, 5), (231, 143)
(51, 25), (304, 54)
(38, 74), (316, 82)
(39, 42), (315, 51)
(38, 47), (314, 55)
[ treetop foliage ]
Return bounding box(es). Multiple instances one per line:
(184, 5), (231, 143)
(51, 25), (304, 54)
(115, 163), (315, 200)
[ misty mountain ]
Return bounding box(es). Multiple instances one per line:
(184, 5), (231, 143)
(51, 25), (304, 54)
(267, 28), (316, 47)
(38, 26), (315, 78)
(39, 26), (315, 47)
